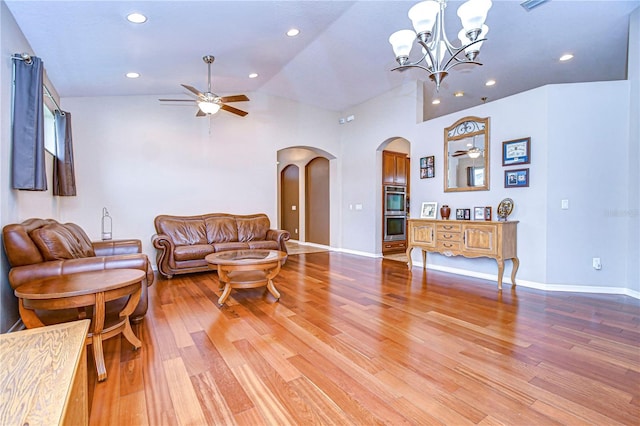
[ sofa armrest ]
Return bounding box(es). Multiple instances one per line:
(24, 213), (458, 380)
(152, 233), (176, 278)
(266, 229), (291, 253)
(92, 239), (142, 256)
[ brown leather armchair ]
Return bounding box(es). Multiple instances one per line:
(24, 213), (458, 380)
(2, 218), (154, 324)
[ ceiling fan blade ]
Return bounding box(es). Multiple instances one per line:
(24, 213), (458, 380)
(159, 99), (195, 102)
(196, 109), (206, 117)
(219, 94), (249, 103)
(181, 84), (204, 98)
(452, 151), (468, 157)
(221, 104), (248, 117)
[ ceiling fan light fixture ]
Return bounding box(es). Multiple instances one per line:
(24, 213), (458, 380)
(198, 101), (221, 115)
(126, 12), (147, 24)
(468, 147), (481, 158)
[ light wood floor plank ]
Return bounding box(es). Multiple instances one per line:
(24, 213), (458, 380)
(163, 357), (208, 425)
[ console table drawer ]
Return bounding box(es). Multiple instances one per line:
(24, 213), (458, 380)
(437, 241), (461, 252)
(437, 232), (461, 242)
(437, 223), (462, 232)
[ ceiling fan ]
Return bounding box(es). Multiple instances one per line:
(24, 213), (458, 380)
(159, 55), (249, 117)
(452, 136), (483, 158)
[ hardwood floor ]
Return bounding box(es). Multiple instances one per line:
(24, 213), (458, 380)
(87, 252), (640, 425)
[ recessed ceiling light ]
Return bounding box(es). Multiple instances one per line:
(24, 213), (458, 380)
(432, 99), (441, 105)
(249, 73), (258, 79)
(454, 91), (464, 97)
(559, 54), (574, 62)
(126, 12), (147, 24)
(125, 72), (140, 79)
(286, 28), (300, 37)
(485, 79), (496, 86)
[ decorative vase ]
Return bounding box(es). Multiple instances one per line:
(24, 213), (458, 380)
(440, 205), (451, 220)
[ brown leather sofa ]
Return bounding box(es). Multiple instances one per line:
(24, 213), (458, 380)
(2, 218), (154, 324)
(152, 213), (290, 278)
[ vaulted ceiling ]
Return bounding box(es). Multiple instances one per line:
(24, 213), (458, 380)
(6, 0), (639, 119)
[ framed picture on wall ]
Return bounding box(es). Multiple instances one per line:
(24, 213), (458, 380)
(504, 168), (530, 188)
(420, 156), (435, 179)
(502, 137), (531, 166)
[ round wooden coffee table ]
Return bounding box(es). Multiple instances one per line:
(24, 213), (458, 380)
(14, 269), (145, 381)
(205, 250), (287, 305)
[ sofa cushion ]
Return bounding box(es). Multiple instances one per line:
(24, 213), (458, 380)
(205, 217), (238, 243)
(174, 244), (215, 261)
(213, 242), (249, 252)
(158, 218), (207, 245)
(247, 240), (280, 250)
(29, 223), (95, 261)
(236, 216), (269, 242)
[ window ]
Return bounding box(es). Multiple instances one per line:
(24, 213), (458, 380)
(43, 105), (55, 155)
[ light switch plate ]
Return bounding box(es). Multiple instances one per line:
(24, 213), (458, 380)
(561, 199), (569, 210)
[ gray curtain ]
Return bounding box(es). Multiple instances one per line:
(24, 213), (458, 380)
(11, 54), (47, 191)
(53, 111), (77, 196)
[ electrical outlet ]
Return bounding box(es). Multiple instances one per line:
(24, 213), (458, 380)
(592, 257), (602, 270)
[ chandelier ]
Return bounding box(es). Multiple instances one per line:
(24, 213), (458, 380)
(389, 0), (492, 90)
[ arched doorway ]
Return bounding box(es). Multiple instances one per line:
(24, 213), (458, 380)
(277, 146), (335, 246)
(280, 165), (300, 240)
(305, 157), (330, 246)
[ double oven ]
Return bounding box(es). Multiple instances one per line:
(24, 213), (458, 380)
(383, 185), (407, 241)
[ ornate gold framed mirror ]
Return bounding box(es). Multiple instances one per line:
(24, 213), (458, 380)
(444, 116), (490, 192)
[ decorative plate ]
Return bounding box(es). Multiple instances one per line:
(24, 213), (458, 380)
(497, 198), (514, 220)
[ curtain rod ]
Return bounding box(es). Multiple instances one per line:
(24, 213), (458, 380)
(12, 52), (64, 115)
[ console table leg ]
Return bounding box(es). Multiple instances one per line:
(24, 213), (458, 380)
(510, 257), (520, 287)
(496, 259), (505, 291)
(405, 247), (413, 270)
(421, 250), (427, 269)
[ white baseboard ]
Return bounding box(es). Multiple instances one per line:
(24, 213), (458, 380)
(417, 262), (640, 299)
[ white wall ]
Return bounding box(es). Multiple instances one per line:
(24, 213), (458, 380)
(545, 82), (630, 288)
(59, 92), (341, 262)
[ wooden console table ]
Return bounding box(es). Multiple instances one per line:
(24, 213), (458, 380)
(406, 219), (519, 290)
(0, 320), (90, 425)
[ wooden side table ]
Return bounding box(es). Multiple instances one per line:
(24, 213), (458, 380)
(205, 250), (287, 305)
(14, 269), (145, 381)
(0, 320), (90, 425)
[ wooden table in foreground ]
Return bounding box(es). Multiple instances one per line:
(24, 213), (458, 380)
(406, 219), (519, 290)
(205, 250), (287, 305)
(0, 320), (90, 426)
(14, 269), (145, 381)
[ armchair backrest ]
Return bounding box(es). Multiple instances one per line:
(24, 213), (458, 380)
(2, 219), (95, 267)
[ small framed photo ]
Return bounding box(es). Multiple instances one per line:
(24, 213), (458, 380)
(420, 201), (438, 219)
(464, 209), (471, 220)
(505, 168), (530, 188)
(473, 207), (485, 220)
(503, 137), (531, 166)
(419, 156), (435, 179)
(484, 206), (492, 221)
(456, 209), (465, 220)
